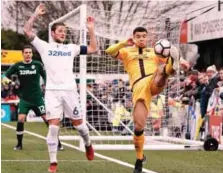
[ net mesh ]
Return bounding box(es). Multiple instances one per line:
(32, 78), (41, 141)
(55, 4), (188, 146)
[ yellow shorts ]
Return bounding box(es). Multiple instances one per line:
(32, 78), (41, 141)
(132, 75), (165, 112)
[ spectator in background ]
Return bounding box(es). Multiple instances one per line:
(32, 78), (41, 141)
(4, 90), (19, 101)
(4, 90), (19, 121)
(113, 79), (126, 103)
(199, 65), (218, 118)
(181, 70), (199, 103)
(217, 68), (223, 87)
(205, 65), (219, 99)
(197, 73), (206, 96)
(206, 65), (218, 79)
(1, 85), (9, 99)
(188, 70), (199, 84)
(184, 80), (198, 98)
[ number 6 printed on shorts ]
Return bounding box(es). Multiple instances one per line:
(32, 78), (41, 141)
(73, 107), (79, 115)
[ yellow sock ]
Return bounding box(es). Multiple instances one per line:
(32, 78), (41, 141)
(134, 132), (145, 160)
(164, 57), (175, 75)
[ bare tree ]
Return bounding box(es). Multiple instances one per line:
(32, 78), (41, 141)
(4, 1), (196, 37)
(4, 1), (82, 33)
(3, 1), (197, 73)
(83, 1), (195, 41)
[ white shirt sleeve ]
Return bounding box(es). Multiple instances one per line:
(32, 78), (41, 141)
(71, 44), (81, 56)
(31, 36), (48, 55)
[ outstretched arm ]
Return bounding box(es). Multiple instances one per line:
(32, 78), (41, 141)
(86, 17), (97, 54)
(105, 38), (134, 59)
(23, 3), (46, 41)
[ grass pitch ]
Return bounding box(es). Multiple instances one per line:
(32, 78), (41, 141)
(1, 122), (223, 173)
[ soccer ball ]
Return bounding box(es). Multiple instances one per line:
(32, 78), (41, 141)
(154, 39), (171, 57)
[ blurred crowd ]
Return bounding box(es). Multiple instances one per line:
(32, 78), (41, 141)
(173, 65), (223, 118)
(2, 65), (223, 137)
(82, 64), (223, 136)
(84, 79), (132, 132)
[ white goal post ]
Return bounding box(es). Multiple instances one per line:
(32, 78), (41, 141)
(48, 3), (207, 151)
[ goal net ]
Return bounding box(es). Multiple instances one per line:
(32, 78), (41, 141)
(49, 3), (203, 150)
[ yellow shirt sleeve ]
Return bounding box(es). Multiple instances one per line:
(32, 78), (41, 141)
(118, 48), (128, 61)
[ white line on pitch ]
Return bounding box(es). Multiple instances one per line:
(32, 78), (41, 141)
(2, 159), (108, 162)
(1, 123), (158, 173)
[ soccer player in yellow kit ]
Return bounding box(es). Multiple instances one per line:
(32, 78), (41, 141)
(105, 27), (189, 173)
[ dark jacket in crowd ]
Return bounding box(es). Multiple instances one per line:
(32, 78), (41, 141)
(200, 75), (219, 117)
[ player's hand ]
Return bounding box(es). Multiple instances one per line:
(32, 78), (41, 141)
(86, 16), (95, 32)
(125, 38), (135, 46)
(180, 58), (190, 71)
(34, 3), (46, 17)
(2, 77), (14, 86)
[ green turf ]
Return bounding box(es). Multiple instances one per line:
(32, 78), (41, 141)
(98, 150), (223, 173)
(2, 122), (223, 173)
(1, 124), (133, 173)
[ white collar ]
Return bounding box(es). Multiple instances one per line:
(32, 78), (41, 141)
(23, 60), (32, 64)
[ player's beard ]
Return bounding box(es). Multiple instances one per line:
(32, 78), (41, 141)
(54, 38), (64, 44)
(24, 58), (32, 63)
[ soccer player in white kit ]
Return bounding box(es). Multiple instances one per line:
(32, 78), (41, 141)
(23, 3), (97, 172)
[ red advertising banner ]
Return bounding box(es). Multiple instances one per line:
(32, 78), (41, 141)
(180, 21), (188, 43)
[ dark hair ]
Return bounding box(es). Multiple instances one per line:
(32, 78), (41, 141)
(133, 27), (148, 35)
(22, 45), (33, 52)
(51, 22), (66, 32)
(188, 69), (198, 75)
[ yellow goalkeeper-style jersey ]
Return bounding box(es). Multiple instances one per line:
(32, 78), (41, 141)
(118, 47), (166, 88)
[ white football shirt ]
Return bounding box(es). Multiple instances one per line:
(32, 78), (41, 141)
(31, 36), (84, 90)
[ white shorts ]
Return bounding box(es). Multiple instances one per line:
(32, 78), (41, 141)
(45, 90), (83, 120)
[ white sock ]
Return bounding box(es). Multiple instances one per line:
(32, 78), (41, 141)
(74, 123), (91, 146)
(46, 125), (59, 163)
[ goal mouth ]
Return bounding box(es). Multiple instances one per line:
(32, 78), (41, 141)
(49, 3), (222, 151)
